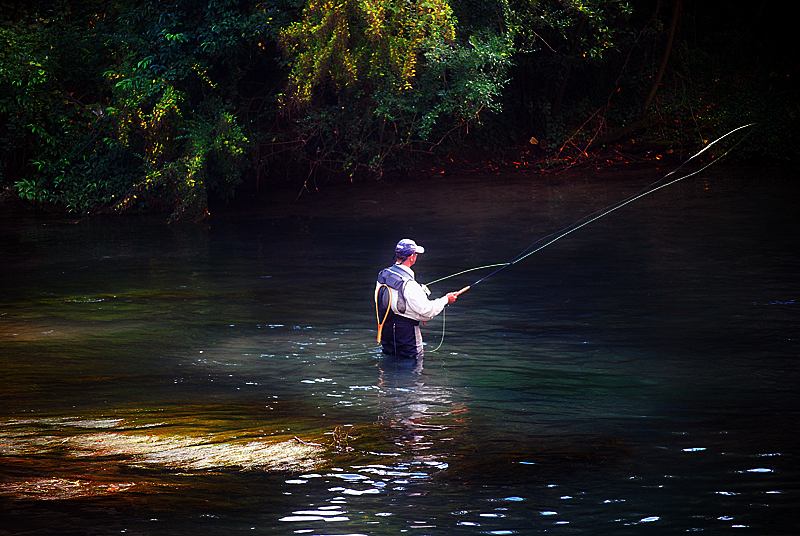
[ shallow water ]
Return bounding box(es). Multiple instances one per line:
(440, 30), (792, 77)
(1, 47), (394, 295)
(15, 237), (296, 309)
(1, 165), (798, 534)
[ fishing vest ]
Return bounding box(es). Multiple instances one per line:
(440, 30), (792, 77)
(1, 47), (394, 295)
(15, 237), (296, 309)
(375, 264), (413, 319)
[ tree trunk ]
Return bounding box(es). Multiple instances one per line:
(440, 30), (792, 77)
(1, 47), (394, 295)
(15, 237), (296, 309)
(551, 16), (586, 118)
(640, 0), (681, 119)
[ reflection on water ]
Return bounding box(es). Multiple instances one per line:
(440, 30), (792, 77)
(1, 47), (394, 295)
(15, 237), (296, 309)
(274, 358), (467, 532)
(1, 168), (799, 534)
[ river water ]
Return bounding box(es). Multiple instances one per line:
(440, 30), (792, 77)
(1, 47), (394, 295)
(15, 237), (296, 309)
(1, 165), (798, 534)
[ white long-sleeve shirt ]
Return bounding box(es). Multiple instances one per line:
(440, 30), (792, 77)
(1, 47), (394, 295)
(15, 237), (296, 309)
(391, 264), (449, 322)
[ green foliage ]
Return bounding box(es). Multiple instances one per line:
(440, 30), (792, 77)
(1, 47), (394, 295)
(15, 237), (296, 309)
(0, 3), (128, 211)
(0, 23), (52, 184)
(99, 0), (266, 220)
(507, 0), (632, 57)
(1, 0), (269, 220)
(1, 0), (795, 220)
(391, 32), (514, 139)
(278, 0), (513, 173)
(21, 142), (141, 214)
(117, 108), (248, 222)
(280, 0), (457, 102)
(393, 0), (640, 155)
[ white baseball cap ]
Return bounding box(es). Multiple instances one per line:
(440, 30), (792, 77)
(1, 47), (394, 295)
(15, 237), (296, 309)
(395, 239), (425, 256)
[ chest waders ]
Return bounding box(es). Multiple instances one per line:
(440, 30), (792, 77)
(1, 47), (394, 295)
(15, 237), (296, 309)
(375, 265), (413, 343)
(375, 265), (424, 360)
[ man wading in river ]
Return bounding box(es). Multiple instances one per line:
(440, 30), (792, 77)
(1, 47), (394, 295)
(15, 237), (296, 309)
(375, 239), (459, 362)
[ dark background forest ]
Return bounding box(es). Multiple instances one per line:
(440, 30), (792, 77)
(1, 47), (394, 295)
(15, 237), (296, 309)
(1, 0), (797, 221)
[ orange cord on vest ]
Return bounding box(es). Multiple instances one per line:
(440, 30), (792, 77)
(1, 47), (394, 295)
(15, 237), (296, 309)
(375, 283), (392, 343)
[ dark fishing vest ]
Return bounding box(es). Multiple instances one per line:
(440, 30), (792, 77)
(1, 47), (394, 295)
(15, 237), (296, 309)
(376, 264), (414, 322)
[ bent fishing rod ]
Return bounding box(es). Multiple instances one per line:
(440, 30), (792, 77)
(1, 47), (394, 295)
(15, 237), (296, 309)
(427, 123), (755, 294)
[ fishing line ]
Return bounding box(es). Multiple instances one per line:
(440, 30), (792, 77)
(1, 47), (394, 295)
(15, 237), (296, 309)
(354, 124), (753, 359)
(428, 123), (754, 290)
(423, 123), (754, 353)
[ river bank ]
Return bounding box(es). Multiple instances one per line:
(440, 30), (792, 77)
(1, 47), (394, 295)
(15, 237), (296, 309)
(2, 138), (795, 223)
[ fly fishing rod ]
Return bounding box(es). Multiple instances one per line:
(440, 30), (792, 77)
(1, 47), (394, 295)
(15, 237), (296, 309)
(427, 123), (755, 293)
(369, 124), (753, 358)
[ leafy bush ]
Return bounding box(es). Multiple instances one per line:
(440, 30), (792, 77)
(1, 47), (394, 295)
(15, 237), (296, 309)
(1, 0), (268, 220)
(277, 0), (514, 173)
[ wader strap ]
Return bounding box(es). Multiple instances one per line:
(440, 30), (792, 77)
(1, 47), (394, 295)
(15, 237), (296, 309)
(375, 283), (392, 343)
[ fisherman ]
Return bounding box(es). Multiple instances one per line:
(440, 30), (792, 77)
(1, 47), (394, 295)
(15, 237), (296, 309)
(375, 239), (459, 362)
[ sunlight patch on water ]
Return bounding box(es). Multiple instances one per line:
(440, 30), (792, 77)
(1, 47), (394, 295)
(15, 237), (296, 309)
(3, 425), (323, 472)
(0, 477), (139, 501)
(64, 431), (322, 471)
(0, 414), (328, 500)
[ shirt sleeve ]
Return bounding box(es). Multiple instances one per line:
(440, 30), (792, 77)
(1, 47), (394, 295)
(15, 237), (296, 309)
(402, 280), (449, 321)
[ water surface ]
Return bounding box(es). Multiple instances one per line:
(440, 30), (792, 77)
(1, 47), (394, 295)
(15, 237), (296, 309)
(1, 165), (798, 534)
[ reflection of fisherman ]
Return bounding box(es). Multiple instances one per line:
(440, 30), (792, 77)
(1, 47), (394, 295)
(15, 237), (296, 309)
(375, 239), (458, 361)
